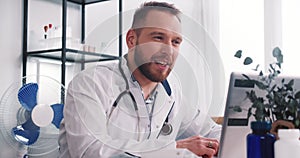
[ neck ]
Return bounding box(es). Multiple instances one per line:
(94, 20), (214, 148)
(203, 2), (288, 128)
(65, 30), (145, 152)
(133, 71), (158, 99)
(127, 52), (158, 99)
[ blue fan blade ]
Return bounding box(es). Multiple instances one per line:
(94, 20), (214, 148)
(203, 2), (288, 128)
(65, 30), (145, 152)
(51, 103), (64, 128)
(12, 118), (40, 145)
(18, 83), (38, 111)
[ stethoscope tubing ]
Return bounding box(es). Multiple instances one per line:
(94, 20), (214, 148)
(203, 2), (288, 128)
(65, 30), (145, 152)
(106, 57), (174, 141)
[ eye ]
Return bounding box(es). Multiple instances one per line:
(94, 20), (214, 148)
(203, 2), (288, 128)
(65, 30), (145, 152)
(172, 39), (182, 46)
(153, 36), (163, 41)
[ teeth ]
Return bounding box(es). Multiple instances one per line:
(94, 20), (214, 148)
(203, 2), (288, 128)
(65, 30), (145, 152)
(156, 61), (168, 65)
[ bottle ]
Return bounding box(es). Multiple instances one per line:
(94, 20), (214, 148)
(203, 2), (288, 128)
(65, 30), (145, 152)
(275, 129), (300, 158)
(247, 121), (275, 158)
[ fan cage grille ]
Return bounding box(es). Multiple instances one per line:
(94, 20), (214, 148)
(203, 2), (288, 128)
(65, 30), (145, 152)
(0, 75), (65, 156)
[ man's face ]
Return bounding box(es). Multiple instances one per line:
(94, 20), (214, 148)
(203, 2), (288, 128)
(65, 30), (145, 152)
(133, 10), (182, 82)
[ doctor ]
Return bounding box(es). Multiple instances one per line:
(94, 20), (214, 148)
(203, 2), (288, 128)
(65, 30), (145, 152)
(59, 1), (221, 158)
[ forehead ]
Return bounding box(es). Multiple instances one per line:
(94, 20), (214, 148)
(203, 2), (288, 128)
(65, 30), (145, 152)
(138, 10), (182, 35)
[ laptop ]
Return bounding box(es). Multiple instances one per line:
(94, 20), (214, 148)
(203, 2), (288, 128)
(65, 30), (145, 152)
(217, 72), (300, 158)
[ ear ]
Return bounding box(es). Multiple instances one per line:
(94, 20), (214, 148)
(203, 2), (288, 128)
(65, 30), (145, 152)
(126, 29), (137, 49)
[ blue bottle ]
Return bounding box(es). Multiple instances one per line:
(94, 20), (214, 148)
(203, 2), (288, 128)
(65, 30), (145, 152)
(247, 121), (275, 158)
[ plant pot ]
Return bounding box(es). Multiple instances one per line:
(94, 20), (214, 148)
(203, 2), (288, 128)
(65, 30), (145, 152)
(270, 120), (295, 140)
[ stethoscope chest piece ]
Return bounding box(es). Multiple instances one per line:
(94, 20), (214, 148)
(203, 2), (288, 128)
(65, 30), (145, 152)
(160, 123), (173, 136)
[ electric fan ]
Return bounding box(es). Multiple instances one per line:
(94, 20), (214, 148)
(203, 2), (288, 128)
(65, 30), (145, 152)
(0, 75), (64, 158)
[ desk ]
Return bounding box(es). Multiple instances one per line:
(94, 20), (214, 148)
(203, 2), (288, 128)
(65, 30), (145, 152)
(141, 148), (201, 158)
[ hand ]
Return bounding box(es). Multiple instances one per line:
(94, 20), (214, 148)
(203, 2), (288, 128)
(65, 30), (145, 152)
(176, 135), (219, 158)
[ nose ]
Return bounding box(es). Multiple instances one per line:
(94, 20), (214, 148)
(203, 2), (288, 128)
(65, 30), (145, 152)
(160, 41), (174, 56)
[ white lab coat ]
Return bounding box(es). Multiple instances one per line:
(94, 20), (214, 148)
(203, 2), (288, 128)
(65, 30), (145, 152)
(59, 56), (221, 158)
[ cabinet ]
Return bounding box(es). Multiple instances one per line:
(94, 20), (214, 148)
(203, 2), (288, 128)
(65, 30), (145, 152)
(22, 0), (123, 103)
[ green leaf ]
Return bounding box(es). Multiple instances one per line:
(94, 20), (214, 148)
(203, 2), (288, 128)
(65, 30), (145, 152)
(234, 50), (242, 58)
(268, 73), (276, 81)
(247, 107), (252, 119)
(253, 64), (260, 71)
(276, 70), (281, 75)
(295, 91), (300, 99)
(272, 47), (283, 64)
(295, 119), (300, 128)
(244, 57), (253, 65)
(277, 63), (282, 69)
(254, 80), (267, 90)
(288, 79), (294, 86)
(270, 84), (277, 92)
(276, 54), (283, 64)
(285, 79), (294, 91)
(272, 47), (282, 58)
(242, 74), (250, 80)
(288, 100), (297, 113)
(246, 90), (258, 103)
(254, 106), (265, 121)
(270, 64), (275, 71)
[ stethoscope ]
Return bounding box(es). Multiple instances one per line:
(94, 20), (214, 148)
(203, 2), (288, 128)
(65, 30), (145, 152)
(106, 57), (173, 141)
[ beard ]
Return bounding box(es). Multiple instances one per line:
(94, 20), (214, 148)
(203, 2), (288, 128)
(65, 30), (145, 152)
(134, 44), (173, 82)
(138, 62), (171, 82)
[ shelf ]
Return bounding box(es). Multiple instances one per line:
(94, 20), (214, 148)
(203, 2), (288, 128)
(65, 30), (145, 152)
(27, 48), (119, 63)
(67, 0), (110, 5)
(23, 0), (122, 100)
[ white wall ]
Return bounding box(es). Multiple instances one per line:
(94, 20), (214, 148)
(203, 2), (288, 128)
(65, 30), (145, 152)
(282, 0), (300, 75)
(220, 0), (264, 80)
(0, 0), (22, 97)
(0, 0), (22, 157)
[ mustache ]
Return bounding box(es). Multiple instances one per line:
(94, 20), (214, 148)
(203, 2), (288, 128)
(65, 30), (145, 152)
(150, 54), (173, 66)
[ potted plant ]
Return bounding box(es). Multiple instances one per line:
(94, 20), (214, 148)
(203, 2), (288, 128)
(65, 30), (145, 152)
(232, 47), (300, 138)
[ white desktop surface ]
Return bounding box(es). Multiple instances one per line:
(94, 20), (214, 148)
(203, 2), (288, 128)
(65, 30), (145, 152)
(141, 148), (202, 158)
(140, 148), (219, 158)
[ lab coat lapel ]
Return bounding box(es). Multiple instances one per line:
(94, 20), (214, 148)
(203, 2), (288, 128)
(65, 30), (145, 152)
(150, 83), (175, 138)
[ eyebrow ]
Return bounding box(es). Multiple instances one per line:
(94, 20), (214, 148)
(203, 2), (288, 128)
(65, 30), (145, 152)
(149, 31), (182, 41)
(149, 31), (165, 36)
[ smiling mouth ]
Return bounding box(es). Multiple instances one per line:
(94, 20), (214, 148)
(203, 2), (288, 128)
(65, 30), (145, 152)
(152, 55), (172, 66)
(154, 60), (170, 66)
